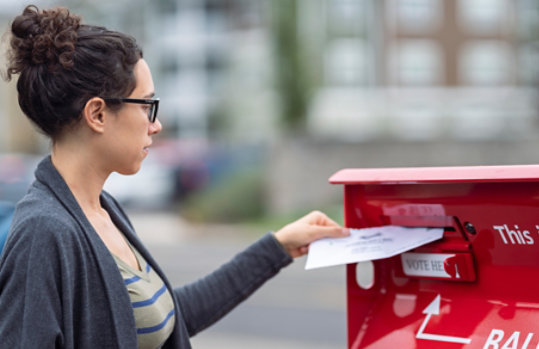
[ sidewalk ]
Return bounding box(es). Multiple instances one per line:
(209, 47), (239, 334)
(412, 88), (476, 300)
(191, 333), (342, 349)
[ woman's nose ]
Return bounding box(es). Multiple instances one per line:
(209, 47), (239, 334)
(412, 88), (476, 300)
(149, 118), (162, 135)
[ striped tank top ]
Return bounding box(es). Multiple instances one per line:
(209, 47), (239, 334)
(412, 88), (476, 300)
(113, 245), (175, 349)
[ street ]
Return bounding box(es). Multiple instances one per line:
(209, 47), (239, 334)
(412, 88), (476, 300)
(129, 210), (347, 348)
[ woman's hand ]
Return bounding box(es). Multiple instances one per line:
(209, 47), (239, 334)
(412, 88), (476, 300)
(273, 210), (350, 258)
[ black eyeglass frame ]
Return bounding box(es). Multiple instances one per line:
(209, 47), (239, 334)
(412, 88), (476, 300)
(103, 97), (160, 123)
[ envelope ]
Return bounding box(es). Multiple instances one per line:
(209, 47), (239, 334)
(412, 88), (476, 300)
(305, 225), (444, 270)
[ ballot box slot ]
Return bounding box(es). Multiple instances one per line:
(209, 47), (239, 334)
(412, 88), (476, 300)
(379, 215), (476, 282)
(380, 215), (469, 248)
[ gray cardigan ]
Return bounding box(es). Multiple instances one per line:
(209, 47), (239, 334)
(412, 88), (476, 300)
(0, 156), (292, 348)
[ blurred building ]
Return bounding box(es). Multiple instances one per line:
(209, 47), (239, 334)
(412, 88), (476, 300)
(0, 0), (537, 148)
(0, 1), (46, 153)
(142, 0), (539, 143)
(306, 0), (539, 141)
(144, 0), (278, 142)
(142, 0), (538, 143)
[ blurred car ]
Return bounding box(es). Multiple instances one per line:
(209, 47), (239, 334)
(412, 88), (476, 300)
(149, 138), (213, 200)
(0, 153), (41, 253)
(151, 138), (265, 201)
(103, 138), (266, 210)
(103, 156), (176, 210)
(0, 153), (41, 204)
(0, 201), (14, 254)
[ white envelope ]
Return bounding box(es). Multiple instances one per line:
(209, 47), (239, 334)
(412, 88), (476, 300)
(305, 225), (444, 270)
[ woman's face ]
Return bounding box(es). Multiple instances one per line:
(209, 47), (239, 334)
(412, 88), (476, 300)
(105, 59), (162, 175)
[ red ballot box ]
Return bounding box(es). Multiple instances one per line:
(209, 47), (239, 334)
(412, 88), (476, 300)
(330, 165), (539, 349)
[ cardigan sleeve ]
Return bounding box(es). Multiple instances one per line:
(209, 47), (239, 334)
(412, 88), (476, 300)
(0, 216), (70, 348)
(173, 232), (293, 336)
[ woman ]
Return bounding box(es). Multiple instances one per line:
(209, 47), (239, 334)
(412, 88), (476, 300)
(0, 5), (349, 349)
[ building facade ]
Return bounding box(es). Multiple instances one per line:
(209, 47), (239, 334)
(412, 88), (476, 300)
(306, 0), (538, 141)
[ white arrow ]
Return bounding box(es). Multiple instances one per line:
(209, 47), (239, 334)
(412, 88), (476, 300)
(416, 294), (472, 345)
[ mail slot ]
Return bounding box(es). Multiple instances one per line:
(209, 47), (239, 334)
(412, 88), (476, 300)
(330, 165), (539, 349)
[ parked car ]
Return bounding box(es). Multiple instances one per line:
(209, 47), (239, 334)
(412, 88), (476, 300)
(103, 139), (266, 209)
(0, 153), (41, 204)
(103, 156), (176, 210)
(150, 138), (265, 201)
(0, 201), (14, 254)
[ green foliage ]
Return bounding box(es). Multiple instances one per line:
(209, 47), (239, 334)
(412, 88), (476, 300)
(180, 169), (265, 223)
(272, 0), (312, 129)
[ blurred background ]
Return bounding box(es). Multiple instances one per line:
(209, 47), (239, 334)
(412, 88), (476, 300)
(0, 0), (538, 347)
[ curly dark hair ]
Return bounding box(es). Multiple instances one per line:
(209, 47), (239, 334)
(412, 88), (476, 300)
(5, 5), (143, 139)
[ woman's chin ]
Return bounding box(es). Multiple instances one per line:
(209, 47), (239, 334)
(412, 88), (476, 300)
(117, 163), (142, 176)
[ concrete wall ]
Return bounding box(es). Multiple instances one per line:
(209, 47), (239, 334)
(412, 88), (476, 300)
(266, 137), (539, 215)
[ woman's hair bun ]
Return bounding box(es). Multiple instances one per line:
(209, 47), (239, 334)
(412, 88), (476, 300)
(7, 5), (81, 78)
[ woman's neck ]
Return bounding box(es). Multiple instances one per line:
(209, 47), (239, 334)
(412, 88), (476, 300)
(51, 142), (109, 214)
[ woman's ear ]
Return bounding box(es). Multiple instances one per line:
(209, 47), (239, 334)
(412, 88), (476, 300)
(82, 97), (108, 133)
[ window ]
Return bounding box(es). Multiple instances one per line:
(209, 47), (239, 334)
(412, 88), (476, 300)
(459, 41), (513, 86)
(390, 40), (444, 86)
(518, 45), (539, 86)
(393, 0), (443, 33)
(457, 0), (509, 34)
(325, 39), (368, 86)
(327, 0), (366, 36)
(157, 0), (178, 14)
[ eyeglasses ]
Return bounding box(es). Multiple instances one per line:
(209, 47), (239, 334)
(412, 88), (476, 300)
(103, 97), (160, 123)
